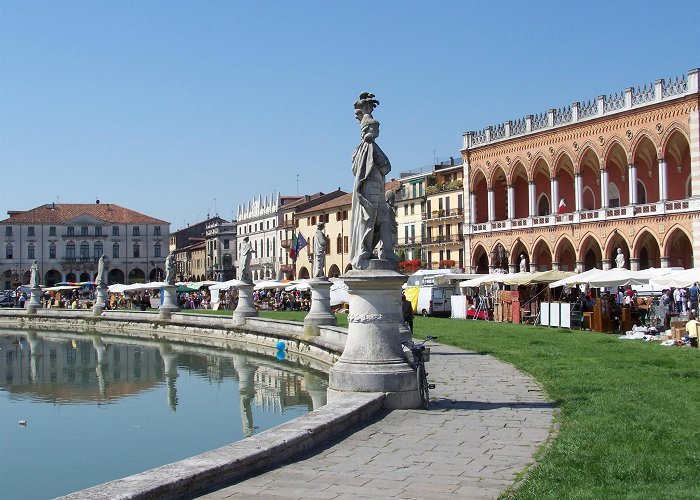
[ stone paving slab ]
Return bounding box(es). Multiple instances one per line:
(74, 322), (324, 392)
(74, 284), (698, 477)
(199, 342), (555, 499)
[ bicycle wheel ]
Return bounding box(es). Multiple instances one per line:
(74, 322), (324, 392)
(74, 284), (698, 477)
(417, 363), (429, 409)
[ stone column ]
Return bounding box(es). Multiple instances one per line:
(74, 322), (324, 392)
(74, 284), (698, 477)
(660, 256), (671, 268)
(658, 158), (668, 202)
(159, 284), (180, 319)
(487, 188), (495, 222)
(628, 164), (638, 205)
(232, 284), (257, 326)
(575, 261), (584, 273)
(469, 192), (476, 224)
(26, 287), (42, 314)
(328, 260), (419, 409)
(600, 169), (609, 208)
(507, 185), (515, 220)
(92, 284), (109, 316)
(630, 258), (640, 271)
(550, 176), (559, 214)
(528, 181), (536, 216)
(304, 278), (337, 336)
(575, 173), (583, 211)
(602, 259), (611, 271)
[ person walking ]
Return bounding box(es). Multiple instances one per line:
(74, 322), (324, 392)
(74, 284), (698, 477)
(402, 294), (414, 332)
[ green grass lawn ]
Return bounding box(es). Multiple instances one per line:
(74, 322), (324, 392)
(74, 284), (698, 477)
(182, 310), (700, 498)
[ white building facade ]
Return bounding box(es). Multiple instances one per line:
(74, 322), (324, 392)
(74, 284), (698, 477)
(236, 194), (281, 281)
(0, 203), (170, 288)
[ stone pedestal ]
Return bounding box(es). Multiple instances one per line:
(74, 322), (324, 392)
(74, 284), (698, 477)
(159, 285), (180, 319)
(26, 287), (42, 314)
(327, 260), (420, 409)
(304, 278), (337, 336)
(92, 284), (109, 316)
(232, 284), (257, 326)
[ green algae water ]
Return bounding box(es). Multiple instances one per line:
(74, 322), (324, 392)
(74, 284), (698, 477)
(0, 330), (328, 499)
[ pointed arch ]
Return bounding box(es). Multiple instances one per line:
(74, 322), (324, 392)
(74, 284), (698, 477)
(630, 130), (660, 162)
(554, 235), (577, 272)
(602, 135), (629, 166)
(663, 225), (693, 269)
(531, 237), (553, 271)
(552, 148), (575, 177)
(632, 229), (661, 270)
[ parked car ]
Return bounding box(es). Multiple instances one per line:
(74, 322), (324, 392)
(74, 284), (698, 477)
(0, 292), (15, 307)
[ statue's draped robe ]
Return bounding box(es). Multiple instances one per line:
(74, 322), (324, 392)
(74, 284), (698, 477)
(349, 140), (391, 269)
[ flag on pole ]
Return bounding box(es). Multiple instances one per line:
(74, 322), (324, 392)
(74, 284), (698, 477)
(289, 231), (298, 260)
(296, 232), (308, 256)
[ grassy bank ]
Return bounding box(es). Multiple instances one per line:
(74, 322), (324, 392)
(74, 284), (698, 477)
(185, 310), (700, 498)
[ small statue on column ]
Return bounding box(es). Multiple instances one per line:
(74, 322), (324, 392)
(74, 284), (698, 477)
(313, 222), (328, 279)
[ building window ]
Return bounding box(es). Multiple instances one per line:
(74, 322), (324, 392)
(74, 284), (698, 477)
(343, 236), (348, 253)
(113, 243), (119, 258)
(49, 226), (56, 237)
(27, 226), (35, 237)
(337, 235), (342, 254)
(5, 243), (12, 259)
(154, 243), (161, 258)
(66, 242), (76, 259)
(94, 242), (103, 258)
(223, 239), (229, 250)
(95, 226), (102, 236)
(67, 226), (75, 236)
(27, 243), (35, 259)
(133, 226), (140, 237)
(410, 203), (415, 215)
(112, 226), (119, 236)
(80, 241), (90, 261)
(4, 227), (11, 237)
(81, 226), (88, 236)
(133, 243), (140, 258)
(404, 205), (408, 216)
(154, 226), (161, 236)
(49, 243), (56, 259)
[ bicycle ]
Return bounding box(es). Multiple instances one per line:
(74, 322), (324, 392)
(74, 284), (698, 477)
(402, 335), (437, 409)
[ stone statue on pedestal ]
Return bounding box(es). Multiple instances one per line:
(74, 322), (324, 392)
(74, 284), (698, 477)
(519, 254), (528, 273)
(96, 254), (107, 286)
(29, 260), (39, 288)
(239, 236), (256, 283)
(313, 222), (328, 278)
(349, 92), (398, 269)
(615, 248), (626, 269)
(165, 253), (176, 285)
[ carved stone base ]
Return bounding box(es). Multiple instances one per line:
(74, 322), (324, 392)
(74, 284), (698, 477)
(232, 284), (258, 326)
(304, 278), (337, 336)
(26, 287), (43, 314)
(160, 285), (180, 319)
(327, 260), (420, 409)
(92, 285), (109, 316)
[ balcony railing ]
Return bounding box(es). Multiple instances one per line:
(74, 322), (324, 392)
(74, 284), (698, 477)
(425, 180), (463, 196)
(62, 256), (100, 264)
(397, 237), (423, 247)
(466, 199), (700, 235)
(395, 189), (425, 202)
(423, 234), (464, 245)
(422, 207), (464, 221)
(279, 219), (295, 229)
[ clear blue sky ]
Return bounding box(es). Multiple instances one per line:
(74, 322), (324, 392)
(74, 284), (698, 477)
(1, 1), (698, 230)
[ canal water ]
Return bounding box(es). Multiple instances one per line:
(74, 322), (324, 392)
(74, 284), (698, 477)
(0, 329), (328, 499)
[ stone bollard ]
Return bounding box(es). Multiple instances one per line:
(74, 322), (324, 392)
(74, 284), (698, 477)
(160, 285), (180, 319)
(26, 287), (43, 314)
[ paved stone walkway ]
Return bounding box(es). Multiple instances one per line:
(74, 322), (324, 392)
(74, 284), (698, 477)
(200, 342), (555, 499)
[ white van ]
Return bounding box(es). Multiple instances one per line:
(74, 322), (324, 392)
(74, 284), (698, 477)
(416, 285), (454, 316)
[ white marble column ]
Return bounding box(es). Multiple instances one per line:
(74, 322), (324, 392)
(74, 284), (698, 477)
(528, 181), (536, 216)
(658, 158), (668, 201)
(574, 173), (583, 211)
(487, 188), (495, 222)
(628, 164), (637, 205)
(469, 192), (476, 224)
(507, 185), (515, 220)
(600, 169), (609, 208)
(550, 177), (559, 214)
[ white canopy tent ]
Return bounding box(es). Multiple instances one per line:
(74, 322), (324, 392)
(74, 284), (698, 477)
(650, 268), (700, 288)
(253, 280), (288, 291)
(548, 267), (673, 289)
(460, 271), (531, 288)
(209, 279), (248, 291)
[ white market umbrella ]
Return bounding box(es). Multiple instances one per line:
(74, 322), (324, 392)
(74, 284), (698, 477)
(650, 268), (700, 288)
(253, 280), (287, 290)
(209, 279), (248, 291)
(548, 268), (603, 288)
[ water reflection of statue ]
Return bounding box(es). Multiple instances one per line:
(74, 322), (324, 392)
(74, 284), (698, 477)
(96, 254), (107, 287)
(165, 253), (176, 285)
(615, 248), (626, 269)
(239, 237), (256, 283)
(349, 92), (398, 269)
(519, 254), (528, 273)
(29, 260), (39, 288)
(313, 223), (327, 278)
